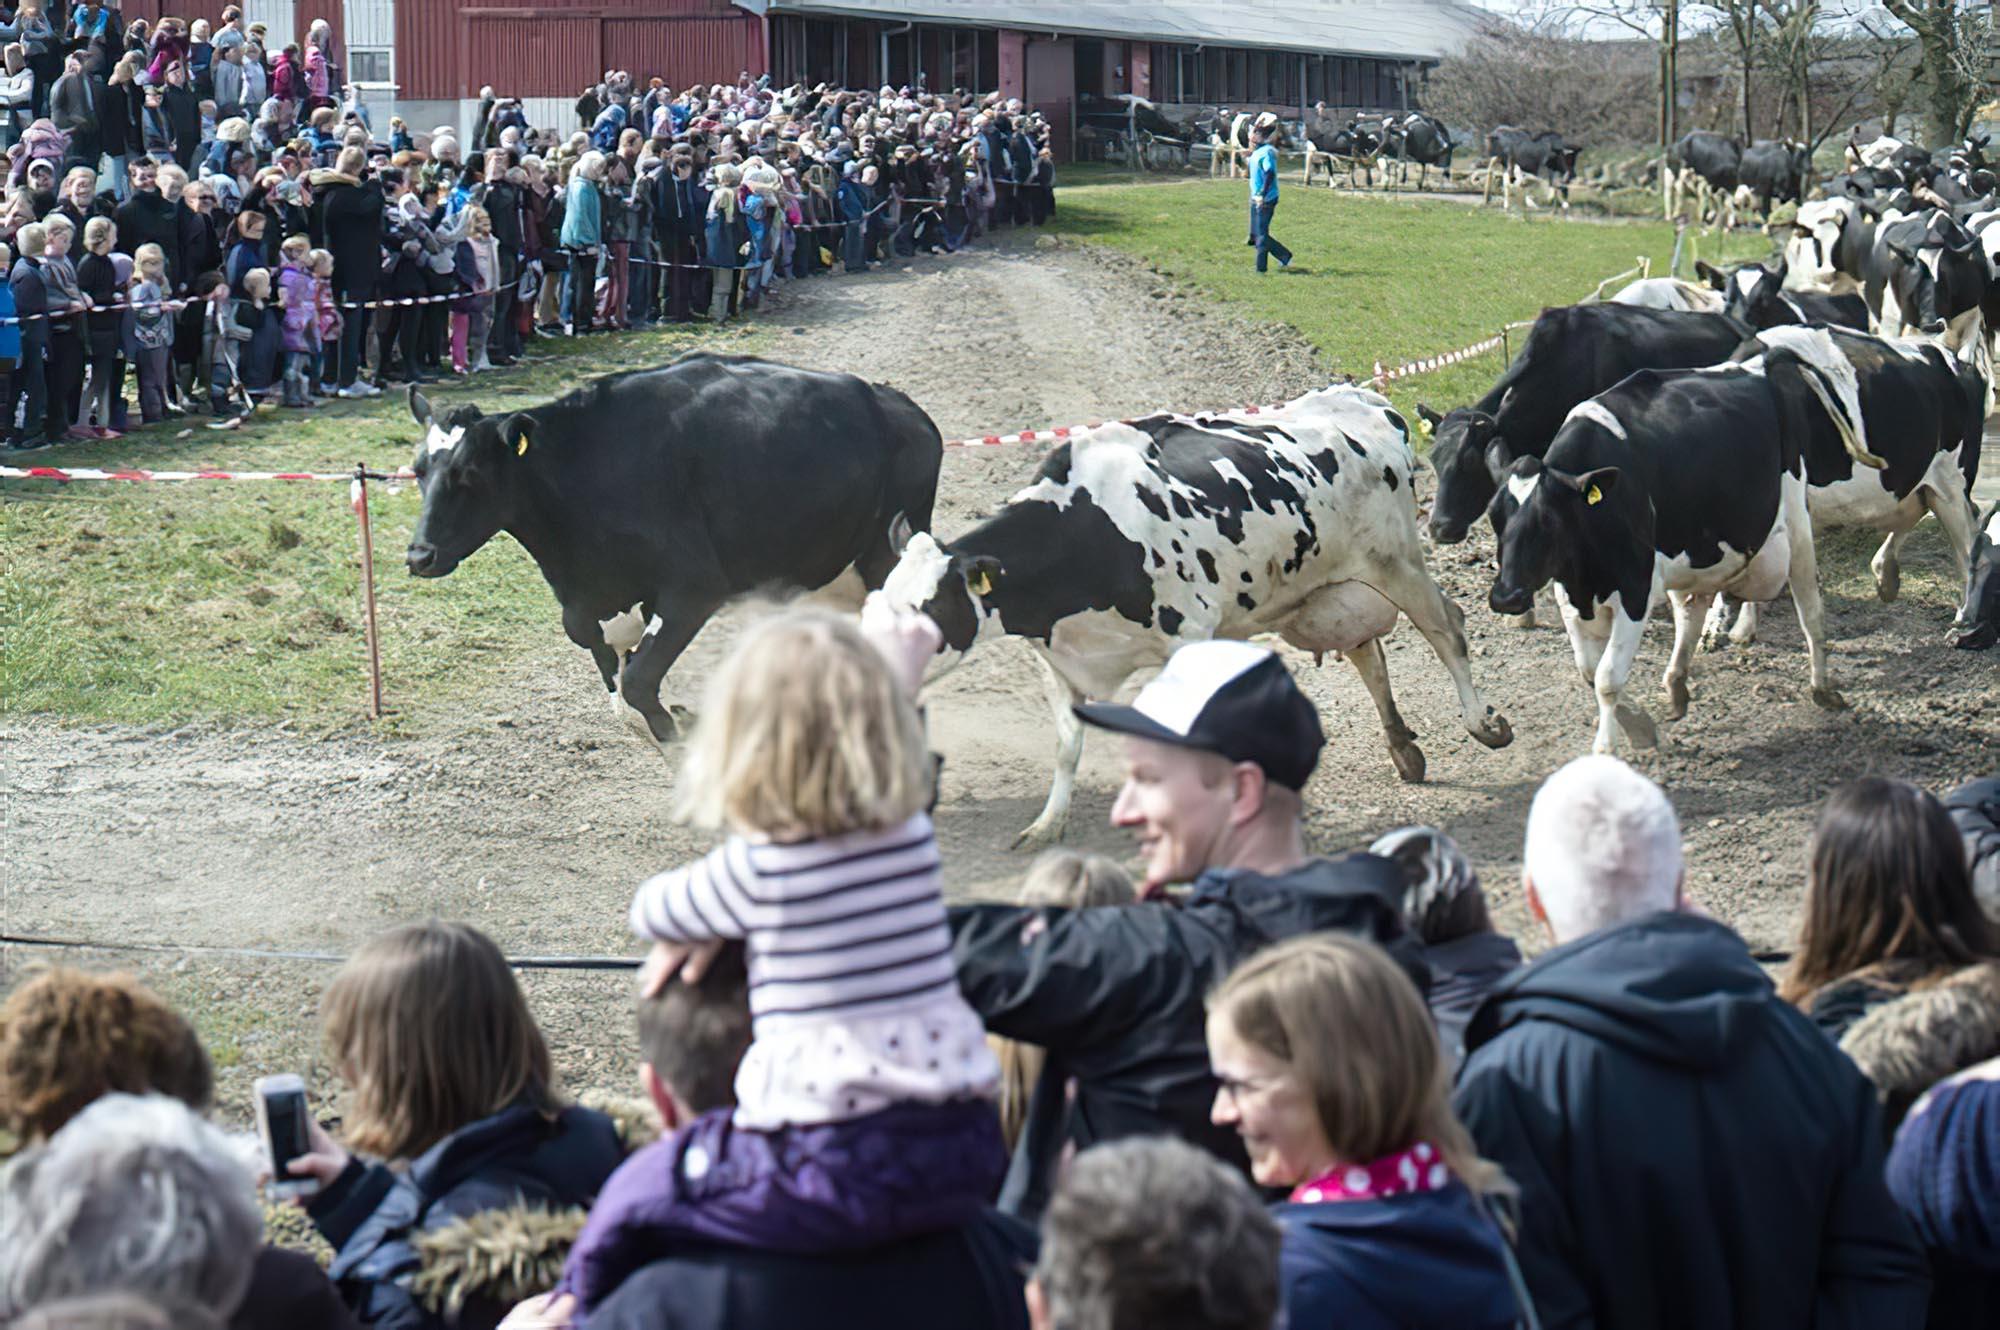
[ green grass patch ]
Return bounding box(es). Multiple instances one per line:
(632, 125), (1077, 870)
(1051, 176), (1774, 420)
(2, 323), (764, 728)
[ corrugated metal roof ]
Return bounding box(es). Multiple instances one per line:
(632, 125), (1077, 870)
(735, 1), (1482, 61)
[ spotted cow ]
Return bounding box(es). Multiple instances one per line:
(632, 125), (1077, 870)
(882, 387), (1514, 846)
(405, 353), (943, 744)
(1695, 259), (1871, 331)
(1485, 349), (1883, 755)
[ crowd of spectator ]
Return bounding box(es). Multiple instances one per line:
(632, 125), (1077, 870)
(0, 589), (1996, 1330)
(0, 4), (1057, 451)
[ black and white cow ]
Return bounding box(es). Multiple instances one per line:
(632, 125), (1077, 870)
(1487, 127), (1579, 208)
(1737, 139), (1811, 218)
(1610, 276), (1727, 313)
(405, 353), (943, 744)
(1695, 258), (1871, 331)
(1667, 129), (1743, 220)
(881, 388), (1514, 845)
(1392, 112), (1454, 188)
(1484, 350), (1875, 753)
(1709, 324), (1987, 646)
(1420, 305), (1751, 547)
(1784, 196), (1905, 295)
(1866, 210), (1990, 342)
(1954, 502), (2000, 650)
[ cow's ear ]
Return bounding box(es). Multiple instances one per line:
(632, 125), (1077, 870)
(1695, 259), (1726, 290)
(959, 554), (1003, 599)
(1887, 238), (1916, 262)
(1484, 435), (1515, 482)
(409, 384), (433, 427)
(1415, 402), (1442, 427)
(887, 511), (915, 553)
(1574, 467), (1619, 506)
(501, 412), (535, 457)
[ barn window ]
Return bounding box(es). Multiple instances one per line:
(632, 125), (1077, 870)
(349, 49), (389, 84)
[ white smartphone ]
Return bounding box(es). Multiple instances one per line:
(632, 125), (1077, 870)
(254, 1073), (320, 1199)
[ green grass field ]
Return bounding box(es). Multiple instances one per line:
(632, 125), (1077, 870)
(1, 181), (1778, 729)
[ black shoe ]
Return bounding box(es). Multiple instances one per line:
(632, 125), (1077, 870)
(6, 433), (51, 452)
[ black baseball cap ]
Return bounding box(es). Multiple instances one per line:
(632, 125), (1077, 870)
(1075, 641), (1324, 791)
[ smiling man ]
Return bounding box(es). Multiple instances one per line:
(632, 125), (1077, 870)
(948, 640), (1425, 1222)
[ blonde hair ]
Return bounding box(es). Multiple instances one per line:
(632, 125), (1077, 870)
(82, 215), (114, 251)
(308, 247), (333, 275)
(242, 267), (270, 297)
(993, 852), (1136, 1148)
(575, 150), (607, 183)
(16, 222), (45, 257)
(42, 213), (72, 236)
(320, 921), (559, 1160)
(280, 233), (310, 260)
(465, 203), (492, 237)
(1208, 933), (1510, 1195)
(676, 608), (931, 840)
(133, 242), (165, 280)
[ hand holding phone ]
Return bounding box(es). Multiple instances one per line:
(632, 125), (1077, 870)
(255, 1074), (345, 1199)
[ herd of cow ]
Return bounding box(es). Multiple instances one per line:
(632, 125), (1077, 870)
(401, 230), (1995, 844)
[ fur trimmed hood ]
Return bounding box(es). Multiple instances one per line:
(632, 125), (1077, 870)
(1841, 962), (2000, 1129)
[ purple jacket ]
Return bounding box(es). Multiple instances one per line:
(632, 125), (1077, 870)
(564, 1098), (1007, 1314)
(276, 261), (315, 352)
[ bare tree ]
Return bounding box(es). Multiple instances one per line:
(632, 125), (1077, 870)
(1425, 20), (1659, 144)
(1875, 0), (1997, 144)
(1693, 1), (1769, 139)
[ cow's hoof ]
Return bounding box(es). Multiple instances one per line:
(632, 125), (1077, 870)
(1389, 741), (1427, 783)
(1615, 703), (1659, 749)
(1664, 676), (1690, 721)
(1011, 819), (1065, 851)
(1729, 623), (1758, 647)
(1698, 629), (1729, 655)
(1509, 610), (1537, 630)
(1470, 711), (1514, 749)
(1873, 564), (1900, 603)
(1811, 686), (1849, 711)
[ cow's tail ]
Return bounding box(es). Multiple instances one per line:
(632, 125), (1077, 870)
(1767, 347), (1887, 471)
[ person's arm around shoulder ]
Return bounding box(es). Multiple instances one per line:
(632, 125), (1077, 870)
(1450, 1043), (1598, 1330)
(1813, 1067), (1931, 1330)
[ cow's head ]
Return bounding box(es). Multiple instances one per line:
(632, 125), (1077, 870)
(1418, 404), (1501, 544)
(1953, 503), (2000, 651)
(880, 524), (1003, 664)
(1886, 216), (1979, 336)
(406, 386), (535, 578)
(1485, 441), (1622, 617)
(1786, 199), (1851, 285)
(1703, 258), (1797, 329)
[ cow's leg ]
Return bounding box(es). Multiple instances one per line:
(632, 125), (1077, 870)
(1918, 469), (1981, 587)
(1014, 647), (1087, 850)
(1343, 635), (1427, 782)
(616, 603), (713, 748)
(1368, 560), (1514, 750)
(1871, 529), (1909, 602)
(1700, 594), (1759, 650)
(1782, 489), (1844, 710)
(1661, 588), (1715, 721)
(1594, 596), (1658, 754)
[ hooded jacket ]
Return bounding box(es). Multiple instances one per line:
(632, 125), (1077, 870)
(1427, 929), (1523, 1070)
(949, 854), (1424, 1222)
(1453, 911), (1929, 1330)
(1273, 1183), (1520, 1330)
(1947, 777), (2000, 920)
(306, 1101), (623, 1330)
(307, 170), (383, 298)
(1887, 1072), (2000, 1330)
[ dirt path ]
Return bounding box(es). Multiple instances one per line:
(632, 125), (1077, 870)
(3, 233), (1994, 1123)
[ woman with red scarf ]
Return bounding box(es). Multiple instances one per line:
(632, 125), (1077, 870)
(1207, 934), (1529, 1330)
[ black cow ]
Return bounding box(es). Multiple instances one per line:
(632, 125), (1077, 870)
(1671, 129), (1743, 192)
(1393, 112), (1454, 188)
(1890, 143), (1935, 189)
(1866, 210), (1989, 339)
(1487, 127), (1579, 205)
(1955, 502), (2000, 650)
(1418, 305), (1750, 546)
(404, 353), (943, 743)
(1829, 167), (1905, 199)
(1485, 350), (1860, 753)
(1737, 139), (1811, 217)
(1695, 259), (1870, 331)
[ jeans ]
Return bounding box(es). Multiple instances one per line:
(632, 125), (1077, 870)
(332, 292), (368, 385)
(1251, 198), (1292, 272)
(136, 344), (170, 420)
(707, 266), (735, 323)
(104, 153), (129, 201)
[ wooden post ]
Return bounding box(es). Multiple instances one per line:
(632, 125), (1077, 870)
(351, 466), (384, 720)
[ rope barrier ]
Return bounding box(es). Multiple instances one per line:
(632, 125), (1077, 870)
(0, 932), (641, 971)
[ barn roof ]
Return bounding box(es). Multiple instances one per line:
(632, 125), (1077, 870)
(733, 1), (1484, 62)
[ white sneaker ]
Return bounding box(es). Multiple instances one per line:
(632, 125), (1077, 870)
(337, 384), (370, 399)
(355, 381), (383, 398)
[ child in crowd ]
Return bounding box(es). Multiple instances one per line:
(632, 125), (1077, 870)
(308, 247), (337, 397)
(128, 243), (173, 424)
(0, 242), (16, 437)
(274, 234), (315, 408)
(562, 607), (1004, 1313)
(206, 267), (258, 417)
(76, 215), (122, 438)
(450, 204), (497, 375)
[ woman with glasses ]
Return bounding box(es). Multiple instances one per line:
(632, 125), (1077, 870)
(1207, 933), (1530, 1329)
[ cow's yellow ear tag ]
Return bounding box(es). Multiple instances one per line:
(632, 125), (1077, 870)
(1585, 484), (1603, 506)
(516, 435), (531, 457)
(968, 571), (993, 597)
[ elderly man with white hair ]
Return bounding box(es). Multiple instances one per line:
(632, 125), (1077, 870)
(1452, 756), (1929, 1330)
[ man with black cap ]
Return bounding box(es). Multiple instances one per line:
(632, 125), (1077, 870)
(947, 639), (1425, 1222)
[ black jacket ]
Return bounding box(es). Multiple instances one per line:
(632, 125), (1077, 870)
(949, 855), (1424, 1221)
(1453, 911), (1929, 1330)
(589, 1209), (1035, 1330)
(309, 173), (385, 298)
(1947, 777), (2000, 917)
(307, 1102), (622, 1330)
(178, 201), (221, 282)
(113, 188), (181, 287)
(162, 83), (200, 169)
(1426, 929), (1522, 1070)
(98, 77), (136, 155)
(652, 170), (706, 242)
(231, 1246), (358, 1330)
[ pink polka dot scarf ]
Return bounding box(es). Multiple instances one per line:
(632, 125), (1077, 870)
(1289, 1140), (1453, 1205)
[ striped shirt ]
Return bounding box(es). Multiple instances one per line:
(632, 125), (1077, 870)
(629, 814), (960, 1028)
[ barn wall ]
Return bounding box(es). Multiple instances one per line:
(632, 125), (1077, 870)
(394, 0), (462, 100)
(397, 2), (764, 102)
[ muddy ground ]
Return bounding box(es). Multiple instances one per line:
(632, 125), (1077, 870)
(3, 233), (1994, 1126)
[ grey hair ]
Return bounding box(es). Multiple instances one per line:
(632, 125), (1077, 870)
(1035, 1137), (1279, 1330)
(1524, 755), (1683, 943)
(0, 1095), (261, 1321)
(1370, 825), (1484, 944)
(11, 1292), (226, 1330)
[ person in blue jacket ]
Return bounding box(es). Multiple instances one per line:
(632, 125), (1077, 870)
(1208, 932), (1523, 1330)
(285, 921), (623, 1330)
(1247, 122), (1291, 273)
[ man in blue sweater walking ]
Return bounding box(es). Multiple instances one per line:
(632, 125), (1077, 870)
(1248, 125), (1292, 273)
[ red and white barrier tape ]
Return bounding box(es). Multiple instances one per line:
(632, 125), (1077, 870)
(0, 464), (418, 483)
(1370, 333), (1506, 387)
